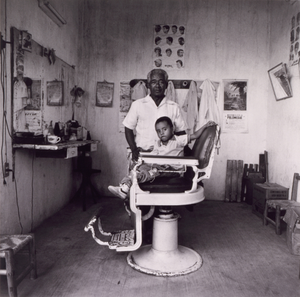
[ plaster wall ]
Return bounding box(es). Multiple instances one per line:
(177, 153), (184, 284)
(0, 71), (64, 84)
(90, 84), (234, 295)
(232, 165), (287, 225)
(1, 0), (298, 236)
(0, 0), (80, 234)
(267, 1), (300, 201)
(78, 0), (270, 200)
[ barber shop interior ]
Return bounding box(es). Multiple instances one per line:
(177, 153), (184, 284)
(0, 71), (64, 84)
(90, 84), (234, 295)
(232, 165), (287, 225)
(1, 0), (300, 296)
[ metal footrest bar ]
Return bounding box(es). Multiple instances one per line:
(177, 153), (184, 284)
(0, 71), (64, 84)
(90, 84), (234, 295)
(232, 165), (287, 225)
(84, 215), (135, 250)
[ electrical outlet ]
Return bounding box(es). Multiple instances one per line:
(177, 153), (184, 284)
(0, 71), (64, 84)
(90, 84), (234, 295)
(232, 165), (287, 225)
(4, 162), (9, 177)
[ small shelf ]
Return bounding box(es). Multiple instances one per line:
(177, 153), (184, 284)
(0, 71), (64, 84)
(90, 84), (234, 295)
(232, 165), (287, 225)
(13, 140), (99, 159)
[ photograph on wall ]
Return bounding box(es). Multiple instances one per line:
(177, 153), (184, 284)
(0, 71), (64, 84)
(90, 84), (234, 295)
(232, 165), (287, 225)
(24, 110), (42, 133)
(47, 81), (63, 106)
(21, 31), (32, 52)
(268, 63), (292, 100)
(119, 81), (132, 132)
(96, 81), (114, 107)
(289, 12), (300, 66)
(223, 80), (247, 111)
(120, 81), (132, 112)
(24, 80), (41, 110)
(153, 24), (186, 70)
(223, 112), (248, 133)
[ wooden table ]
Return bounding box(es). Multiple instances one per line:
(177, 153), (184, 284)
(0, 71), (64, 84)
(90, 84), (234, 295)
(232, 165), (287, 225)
(13, 140), (101, 209)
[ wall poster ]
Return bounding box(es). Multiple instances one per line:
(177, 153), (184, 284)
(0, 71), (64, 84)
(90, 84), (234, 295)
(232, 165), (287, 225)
(47, 81), (63, 106)
(119, 81), (132, 132)
(222, 113), (248, 133)
(153, 24), (186, 70)
(96, 81), (114, 107)
(223, 80), (248, 133)
(13, 79), (42, 133)
(289, 12), (300, 66)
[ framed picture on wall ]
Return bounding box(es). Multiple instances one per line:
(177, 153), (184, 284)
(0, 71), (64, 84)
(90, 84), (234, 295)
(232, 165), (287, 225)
(47, 81), (63, 106)
(21, 31), (32, 52)
(96, 81), (114, 107)
(268, 63), (292, 101)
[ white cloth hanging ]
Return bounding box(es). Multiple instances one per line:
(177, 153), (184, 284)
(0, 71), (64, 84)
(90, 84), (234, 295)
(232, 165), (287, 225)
(182, 81), (198, 133)
(131, 81), (147, 100)
(196, 79), (220, 130)
(165, 81), (177, 102)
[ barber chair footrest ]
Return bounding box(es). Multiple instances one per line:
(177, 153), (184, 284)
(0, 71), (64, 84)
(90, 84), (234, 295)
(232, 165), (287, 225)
(84, 215), (135, 250)
(109, 230), (135, 248)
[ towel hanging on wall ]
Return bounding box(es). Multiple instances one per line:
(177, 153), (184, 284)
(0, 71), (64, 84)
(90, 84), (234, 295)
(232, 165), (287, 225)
(165, 81), (177, 102)
(197, 79), (220, 130)
(182, 80), (198, 133)
(131, 80), (147, 100)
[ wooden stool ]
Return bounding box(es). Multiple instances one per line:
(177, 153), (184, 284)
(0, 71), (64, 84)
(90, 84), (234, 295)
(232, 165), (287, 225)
(264, 173), (300, 235)
(0, 234), (37, 297)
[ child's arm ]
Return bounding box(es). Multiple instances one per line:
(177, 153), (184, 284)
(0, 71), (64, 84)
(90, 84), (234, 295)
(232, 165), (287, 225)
(189, 121), (216, 141)
(140, 146), (154, 153)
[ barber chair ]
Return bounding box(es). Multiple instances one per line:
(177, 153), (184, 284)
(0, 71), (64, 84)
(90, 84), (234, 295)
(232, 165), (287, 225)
(85, 125), (220, 276)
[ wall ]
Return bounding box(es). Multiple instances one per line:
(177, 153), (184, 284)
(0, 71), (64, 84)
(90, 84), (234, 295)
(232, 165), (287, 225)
(1, 0), (298, 235)
(0, 0), (80, 234)
(267, 1), (300, 200)
(78, 0), (270, 200)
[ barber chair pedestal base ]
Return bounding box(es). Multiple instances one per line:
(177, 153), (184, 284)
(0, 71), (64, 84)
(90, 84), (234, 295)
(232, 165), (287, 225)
(127, 211), (202, 276)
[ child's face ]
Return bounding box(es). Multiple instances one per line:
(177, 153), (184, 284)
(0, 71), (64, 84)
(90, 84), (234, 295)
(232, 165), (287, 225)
(155, 121), (173, 144)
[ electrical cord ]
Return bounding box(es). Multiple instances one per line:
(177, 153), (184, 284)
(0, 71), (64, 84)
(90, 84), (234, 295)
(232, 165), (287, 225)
(3, 110), (12, 138)
(31, 151), (34, 231)
(1, 45), (7, 184)
(13, 174), (23, 234)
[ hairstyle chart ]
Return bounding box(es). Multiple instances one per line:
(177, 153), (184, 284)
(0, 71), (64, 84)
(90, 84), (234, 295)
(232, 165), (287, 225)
(153, 24), (186, 70)
(289, 12), (300, 66)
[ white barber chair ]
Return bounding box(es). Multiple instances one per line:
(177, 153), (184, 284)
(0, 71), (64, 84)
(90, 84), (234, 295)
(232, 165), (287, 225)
(85, 124), (220, 276)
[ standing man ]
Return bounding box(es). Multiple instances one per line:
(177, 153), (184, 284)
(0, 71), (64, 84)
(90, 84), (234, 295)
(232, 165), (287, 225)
(123, 69), (186, 161)
(122, 69), (188, 240)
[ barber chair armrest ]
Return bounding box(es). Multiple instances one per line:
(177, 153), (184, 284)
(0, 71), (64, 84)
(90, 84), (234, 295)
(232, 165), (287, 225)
(140, 154), (199, 166)
(131, 155), (203, 195)
(138, 154), (213, 190)
(129, 161), (206, 207)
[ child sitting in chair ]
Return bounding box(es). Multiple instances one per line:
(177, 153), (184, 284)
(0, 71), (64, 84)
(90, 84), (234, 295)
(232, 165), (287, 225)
(108, 116), (215, 199)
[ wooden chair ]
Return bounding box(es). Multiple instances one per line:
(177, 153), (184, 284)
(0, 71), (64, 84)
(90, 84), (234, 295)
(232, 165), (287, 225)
(0, 234), (37, 297)
(240, 151), (268, 204)
(263, 173), (300, 235)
